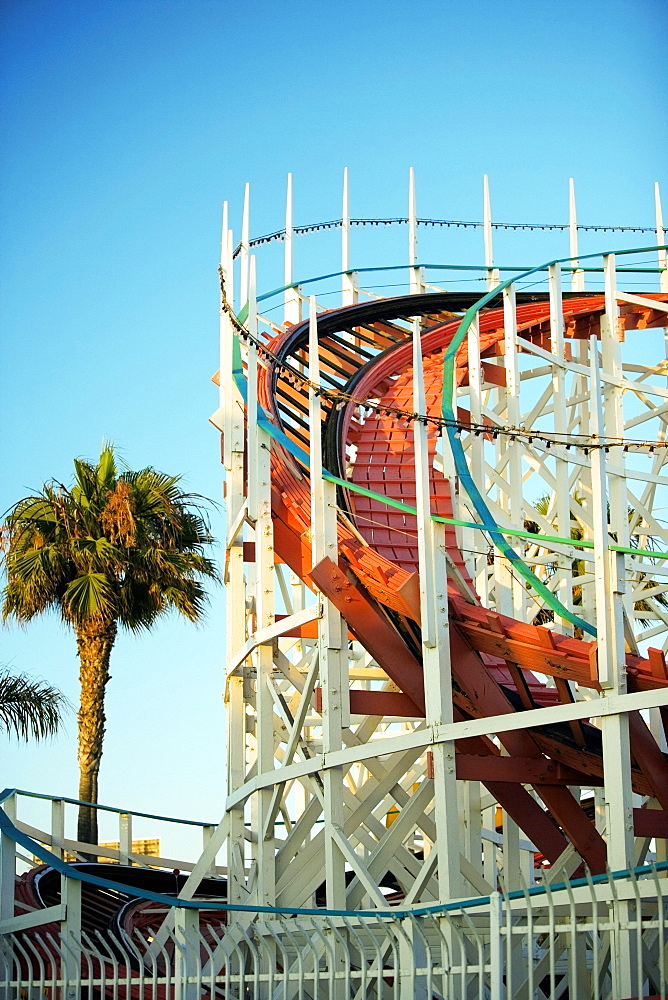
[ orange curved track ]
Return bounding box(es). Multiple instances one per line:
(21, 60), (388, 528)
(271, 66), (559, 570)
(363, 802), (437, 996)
(257, 290), (668, 874)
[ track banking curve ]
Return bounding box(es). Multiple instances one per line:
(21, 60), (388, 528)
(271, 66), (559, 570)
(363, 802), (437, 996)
(252, 285), (668, 875)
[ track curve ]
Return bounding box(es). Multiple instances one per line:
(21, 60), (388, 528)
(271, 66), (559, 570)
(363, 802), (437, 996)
(254, 290), (668, 874)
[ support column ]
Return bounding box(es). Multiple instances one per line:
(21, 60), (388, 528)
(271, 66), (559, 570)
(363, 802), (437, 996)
(221, 209), (248, 905)
(284, 173), (301, 325)
(309, 297), (348, 911)
(656, 181), (668, 294)
(61, 874), (82, 1000)
(239, 182), (250, 309)
(412, 317), (462, 901)
(408, 168), (424, 295)
(0, 795), (16, 926)
(549, 263), (575, 632)
(51, 797), (65, 862)
(483, 174), (499, 290)
(590, 330), (635, 998)
(341, 167), (358, 306)
(569, 178), (584, 292)
(466, 315), (489, 604)
(173, 907), (199, 1000)
(119, 812), (131, 865)
(247, 257), (277, 908)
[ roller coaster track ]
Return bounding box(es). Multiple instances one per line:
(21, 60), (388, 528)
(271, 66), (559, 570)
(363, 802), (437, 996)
(250, 288), (668, 875)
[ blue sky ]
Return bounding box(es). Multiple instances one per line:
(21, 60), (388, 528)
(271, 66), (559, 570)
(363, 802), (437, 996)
(1, 0), (666, 853)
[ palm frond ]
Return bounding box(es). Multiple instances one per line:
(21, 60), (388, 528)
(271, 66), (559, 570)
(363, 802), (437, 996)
(0, 669), (68, 740)
(63, 573), (116, 620)
(97, 445), (117, 491)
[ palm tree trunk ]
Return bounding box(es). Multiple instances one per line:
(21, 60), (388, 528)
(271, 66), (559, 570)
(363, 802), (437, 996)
(75, 620), (117, 849)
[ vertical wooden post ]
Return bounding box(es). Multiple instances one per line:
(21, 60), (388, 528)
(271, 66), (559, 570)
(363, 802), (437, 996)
(309, 296), (348, 910)
(239, 182), (250, 309)
(0, 795), (16, 925)
(590, 322), (635, 995)
(549, 262), (574, 632)
(247, 256), (277, 908)
(342, 167), (357, 306)
(569, 178), (584, 292)
(221, 207), (248, 904)
(412, 317), (462, 901)
(408, 168), (423, 295)
(119, 812), (131, 865)
(284, 173), (300, 325)
(655, 181), (668, 293)
(483, 174), (499, 290)
(51, 797), (65, 862)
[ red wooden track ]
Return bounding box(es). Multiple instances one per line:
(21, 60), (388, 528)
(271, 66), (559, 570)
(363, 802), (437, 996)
(254, 290), (668, 874)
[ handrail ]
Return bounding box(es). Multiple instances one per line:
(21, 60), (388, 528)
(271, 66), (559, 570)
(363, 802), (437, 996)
(0, 787), (214, 828)
(234, 255), (666, 321)
(0, 801), (665, 918)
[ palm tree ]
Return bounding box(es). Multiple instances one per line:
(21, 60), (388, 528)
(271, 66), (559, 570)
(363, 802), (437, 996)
(1, 445), (217, 846)
(0, 669), (67, 740)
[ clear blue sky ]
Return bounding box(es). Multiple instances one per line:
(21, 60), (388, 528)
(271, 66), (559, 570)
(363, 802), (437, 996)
(1, 0), (666, 852)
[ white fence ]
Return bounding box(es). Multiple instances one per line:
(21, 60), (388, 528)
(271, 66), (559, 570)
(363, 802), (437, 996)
(2, 867), (666, 1000)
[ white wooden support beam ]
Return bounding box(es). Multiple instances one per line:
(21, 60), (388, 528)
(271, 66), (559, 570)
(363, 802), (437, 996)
(225, 685), (668, 811)
(223, 252), (248, 903)
(569, 178), (584, 292)
(226, 605), (322, 682)
(656, 181), (668, 293)
(616, 290), (668, 313)
(261, 651), (321, 842)
(465, 315), (489, 603)
(341, 167), (357, 306)
(239, 182), (250, 308)
(225, 497), (249, 548)
(501, 282), (525, 621)
(0, 794), (16, 924)
(246, 257), (259, 519)
(247, 255), (277, 908)
(412, 316), (462, 901)
(178, 814), (231, 900)
(408, 168), (423, 295)
(589, 332), (635, 881)
(283, 173), (300, 325)
(309, 296), (348, 909)
(119, 812), (131, 866)
(483, 174), (499, 290)
(602, 255), (633, 628)
(223, 244), (250, 905)
(549, 262), (574, 630)
(496, 288), (524, 885)
(61, 873), (82, 989)
(220, 214), (238, 470)
(51, 797), (65, 862)
(590, 333), (620, 694)
(0, 903), (66, 935)
(173, 907), (200, 1000)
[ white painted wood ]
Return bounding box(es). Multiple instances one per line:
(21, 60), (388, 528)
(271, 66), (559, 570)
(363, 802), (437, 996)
(569, 177), (584, 292)
(483, 174), (499, 289)
(239, 181), (250, 308)
(412, 316), (462, 900)
(341, 167), (357, 306)
(656, 181), (668, 293)
(309, 296), (348, 908)
(283, 172), (300, 325)
(408, 167), (423, 294)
